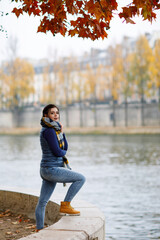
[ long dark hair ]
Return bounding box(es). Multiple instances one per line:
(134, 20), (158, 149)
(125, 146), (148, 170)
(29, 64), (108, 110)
(42, 104), (59, 117)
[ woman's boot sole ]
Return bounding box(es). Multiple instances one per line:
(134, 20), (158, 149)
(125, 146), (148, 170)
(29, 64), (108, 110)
(59, 212), (80, 216)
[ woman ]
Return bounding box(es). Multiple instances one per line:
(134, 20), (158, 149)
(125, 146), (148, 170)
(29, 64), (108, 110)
(35, 104), (86, 230)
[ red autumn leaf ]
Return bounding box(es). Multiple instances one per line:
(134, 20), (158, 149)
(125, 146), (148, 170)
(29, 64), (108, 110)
(96, 23), (102, 33)
(60, 24), (67, 36)
(12, 0), (160, 40)
(76, 0), (83, 8)
(69, 29), (79, 37)
(12, 7), (23, 17)
(125, 17), (136, 24)
(34, 8), (41, 16)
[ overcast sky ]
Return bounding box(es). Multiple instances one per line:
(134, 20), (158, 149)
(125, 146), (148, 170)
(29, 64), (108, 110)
(0, 0), (160, 63)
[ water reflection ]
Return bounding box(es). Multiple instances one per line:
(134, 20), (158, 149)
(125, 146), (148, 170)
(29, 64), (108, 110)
(69, 135), (160, 166)
(0, 134), (160, 239)
(0, 135), (41, 161)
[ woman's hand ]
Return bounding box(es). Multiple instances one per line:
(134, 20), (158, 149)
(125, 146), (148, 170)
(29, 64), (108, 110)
(59, 122), (63, 133)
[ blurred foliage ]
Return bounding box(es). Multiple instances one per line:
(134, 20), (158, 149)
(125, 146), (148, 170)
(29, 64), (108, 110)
(0, 58), (35, 108)
(0, 34), (160, 109)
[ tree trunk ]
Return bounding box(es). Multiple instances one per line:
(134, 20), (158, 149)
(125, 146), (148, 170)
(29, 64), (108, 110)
(112, 99), (116, 127)
(93, 86), (97, 127)
(65, 76), (69, 127)
(94, 102), (97, 127)
(65, 106), (69, 127)
(140, 78), (145, 126)
(79, 102), (83, 127)
(141, 95), (145, 126)
(49, 71), (52, 102)
(124, 97), (128, 127)
(78, 77), (83, 127)
(54, 71), (57, 104)
(158, 86), (160, 126)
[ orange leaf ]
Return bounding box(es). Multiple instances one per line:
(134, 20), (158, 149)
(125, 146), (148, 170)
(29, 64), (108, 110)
(96, 23), (101, 34)
(12, 8), (23, 17)
(125, 17), (135, 24)
(76, 0), (83, 8)
(69, 29), (79, 37)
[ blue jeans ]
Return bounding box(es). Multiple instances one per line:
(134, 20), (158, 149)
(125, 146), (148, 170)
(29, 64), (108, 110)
(35, 167), (86, 229)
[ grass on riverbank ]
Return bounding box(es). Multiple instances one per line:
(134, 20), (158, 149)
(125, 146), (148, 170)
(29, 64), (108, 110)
(0, 126), (160, 135)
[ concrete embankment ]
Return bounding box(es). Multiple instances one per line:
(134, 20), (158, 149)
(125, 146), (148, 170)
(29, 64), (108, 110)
(0, 188), (105, 240)
(0, 126), (160, 135)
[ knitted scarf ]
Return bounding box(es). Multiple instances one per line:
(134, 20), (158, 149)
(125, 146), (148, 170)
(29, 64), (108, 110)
(40, 117), (71, 170)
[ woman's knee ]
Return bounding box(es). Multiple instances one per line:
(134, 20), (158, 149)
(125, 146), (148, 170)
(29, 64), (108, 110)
(80, 174), (86, 184)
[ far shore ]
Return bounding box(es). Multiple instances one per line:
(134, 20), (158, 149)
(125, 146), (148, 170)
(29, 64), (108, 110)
(0, 126), (160, 135)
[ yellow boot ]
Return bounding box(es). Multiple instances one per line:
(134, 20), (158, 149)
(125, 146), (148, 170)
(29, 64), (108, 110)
(60, 201), (80, 216)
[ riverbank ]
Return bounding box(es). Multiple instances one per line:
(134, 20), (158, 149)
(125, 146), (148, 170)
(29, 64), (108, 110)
(0, 126), (160, 135)
(0, 189), (105, 240)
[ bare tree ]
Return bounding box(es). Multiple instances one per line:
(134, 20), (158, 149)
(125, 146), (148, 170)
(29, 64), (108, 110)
(6, 35), (19, 62)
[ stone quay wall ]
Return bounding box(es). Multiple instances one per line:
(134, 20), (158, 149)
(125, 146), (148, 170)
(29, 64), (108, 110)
(0, 189), (105, 240)
(0, 103), (159, 128)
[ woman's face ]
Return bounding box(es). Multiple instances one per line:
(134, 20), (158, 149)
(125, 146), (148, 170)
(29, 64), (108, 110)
(45, 107), (60, 121)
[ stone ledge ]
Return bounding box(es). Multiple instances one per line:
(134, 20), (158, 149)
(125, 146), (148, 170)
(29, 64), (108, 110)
(0, 126), (160, 135)
(0, 190), (61, 226)
(0, 188), (105, 240)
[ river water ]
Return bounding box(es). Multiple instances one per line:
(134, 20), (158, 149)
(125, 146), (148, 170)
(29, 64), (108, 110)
(0, 134), (160, 239)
